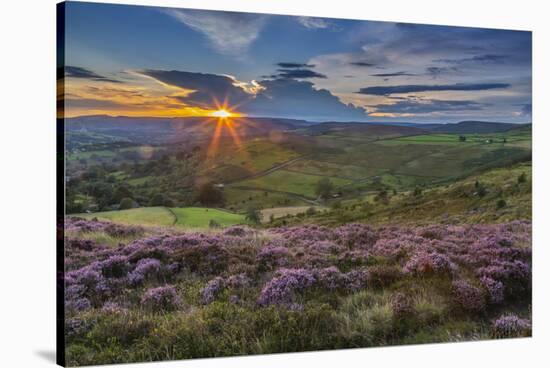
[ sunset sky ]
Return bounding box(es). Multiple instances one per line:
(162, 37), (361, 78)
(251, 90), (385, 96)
(62, 1), (532, 123)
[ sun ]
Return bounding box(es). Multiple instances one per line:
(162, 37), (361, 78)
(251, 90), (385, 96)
(210, 109), (233, 118)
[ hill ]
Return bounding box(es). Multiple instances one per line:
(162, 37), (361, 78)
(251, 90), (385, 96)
(429, 121), (525, 134)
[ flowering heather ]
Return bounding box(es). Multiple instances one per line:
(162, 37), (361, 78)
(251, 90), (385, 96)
(100, 255), (131, 278)
(404, 251), (456, 276)
(63, 217), (531, 359)
(200, 277), (225, 304)
(451, 280), (486, 312)
(493, 314), (531, 338)
(104, 223), (144, 237)
(257, 268), (316, 307)
(141, 285), (181, 311)
(257, 245), (291, 270)
(479, 276), (505, 304)
(315, 266), (344, 290)
(128, 258), (163, 285)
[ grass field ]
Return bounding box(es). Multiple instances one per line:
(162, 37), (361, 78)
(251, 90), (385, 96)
(79, 207), (247, 228)
(79, 207), (175, 226)
(170, 207), (247, 227)
(233, 169), (352, 198)
(260, 206), (326, 223)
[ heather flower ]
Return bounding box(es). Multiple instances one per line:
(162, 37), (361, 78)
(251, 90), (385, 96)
(66, 297), (92, 312)
(404, 251), (456, 276)
(100, 255), (130, 278)
(315, 266), (344, 290)
(257, 245), (291, 270)
(451, 280), (486, 312)
(128, 258), (162, 285)
(200, 277), (225, 304)
(342, 269), (369, 292)
(65, 318), (90, 338)
(479, 276), (505, 304)
(141, 285), (181, 311)
(367, 265), (403, 288)
(226, 273), (251, 289)
(104, 223), (144, 237)
(493, 314), (531, 338)
(257, 268), (315, 307)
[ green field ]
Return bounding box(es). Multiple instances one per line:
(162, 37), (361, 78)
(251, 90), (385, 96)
(233, 169), (352, 198)
(170, 207), (247, 227)
(79, 207), (247, 228)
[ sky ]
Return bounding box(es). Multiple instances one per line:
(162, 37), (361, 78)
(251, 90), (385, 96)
(62, 1), (532, 123)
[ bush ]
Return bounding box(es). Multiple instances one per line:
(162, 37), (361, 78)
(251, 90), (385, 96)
(119, 197), (135, 210)
(451, 280), (486, 312)
(390, 292), (414, 319)
(141, 285), (181, 312)
(492, 314), (531, 338)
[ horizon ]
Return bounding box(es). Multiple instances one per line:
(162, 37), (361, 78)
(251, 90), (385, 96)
(62, 2), (532, 123)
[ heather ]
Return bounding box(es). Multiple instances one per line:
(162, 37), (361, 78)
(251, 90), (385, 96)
(64, 218), (531, 365)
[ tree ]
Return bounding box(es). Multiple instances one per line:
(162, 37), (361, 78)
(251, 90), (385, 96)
(315, 178), (334, 200)
(413, 187), (422, 197)
(119, 197), (135, 210)
(459, 135), (467, 142)
(496, 199), (507, 209)
(149, 193), (166, 206)
(245, 205), (262, 224)
(197, 182), (224, 206)
(518, 172), (527, 184)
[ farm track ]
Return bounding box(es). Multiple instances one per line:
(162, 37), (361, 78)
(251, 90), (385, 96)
(165, 207), (178, 225)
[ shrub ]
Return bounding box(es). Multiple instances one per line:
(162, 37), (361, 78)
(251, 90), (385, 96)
(200, 277), (225, 304)
(141, 285), (181, 311)
(257, 268), (316, 307)
(479, 276), (505, 305)
(451, 280), (486, 312)
(100, 255), (131, 278)
(128, 258), (163, 285)
(492, 314), (531, 338)
(368, 265), (403, 288)
(119, 197), (135, 210)
(404, 251), (456, 276)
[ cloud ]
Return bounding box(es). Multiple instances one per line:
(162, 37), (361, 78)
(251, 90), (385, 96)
(297, 17), (331, 29)
(350, 62), (378, 67)
(371, 71), (416, 77)
(65, 66), (122, 83)
(357, 83), (510, 96)
(163, 9), (267, 56)
(434, 54), (510, 64)
(140, 69), (252, 108)
(139, 69), (365, 121)
(425, 66), (458, 79)
(249, 78), (366, 120)
(371, 98), (485, 114)
(277, 62), (315, 68)
(275, 69), (327, 79)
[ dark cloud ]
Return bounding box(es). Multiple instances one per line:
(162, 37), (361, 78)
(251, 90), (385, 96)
(275, 68), (327, 79)
(140, 69), (251, 108)
(425, 66), (458, 78)
(65, 66), (122, 83)
(350, 62), (377, 67)
(372, 98), (485, 114)
(276, 62), (315, 68)
(357, 83), (510, 96)
(64, 98), (128, 109)
(371, 71), (416, 77)
(249, 78), (366, 120)
(434, 54), (509, 64)
(141, 69), (365, 120)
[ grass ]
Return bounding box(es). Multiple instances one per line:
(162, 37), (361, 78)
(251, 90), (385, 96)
(233, 170), (352, 198)
(79, 207), (248, 229)
(170, 207), (247, 228)
(79, 207), (176, 227)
